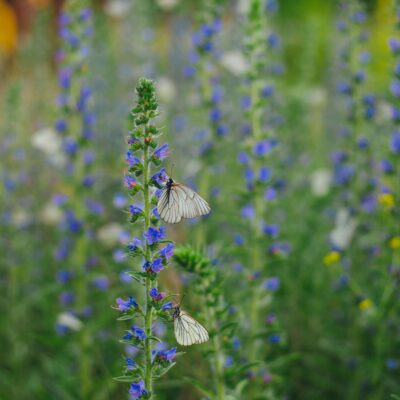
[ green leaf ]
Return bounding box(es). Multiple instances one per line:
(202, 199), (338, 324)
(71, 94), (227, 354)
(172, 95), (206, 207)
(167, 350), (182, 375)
(234, 379), (249, 396)
(183, 377), (214, 398)
(153, 362), (176, 378)
(117, 314), (136, 321)
(113, 375), (136, 383)
(147, 335), (162, 343)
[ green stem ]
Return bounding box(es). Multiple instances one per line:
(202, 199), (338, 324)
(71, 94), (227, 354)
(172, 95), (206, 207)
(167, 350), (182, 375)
(203, 283), (225, 400)
(143, 127), (153, 397)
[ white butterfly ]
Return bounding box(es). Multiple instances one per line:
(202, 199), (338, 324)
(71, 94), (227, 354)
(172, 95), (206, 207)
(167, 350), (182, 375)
(172, 305), (209, 346)
(157, 177), (211, 224)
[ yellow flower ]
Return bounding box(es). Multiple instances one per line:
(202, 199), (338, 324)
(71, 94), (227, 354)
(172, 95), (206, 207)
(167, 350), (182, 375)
(378, 193), (395, 209)
(0, 0), (18, 56)
(359, 299), (373, 310)
(389, 237), (400, 250)
(323, 251), (340, 265)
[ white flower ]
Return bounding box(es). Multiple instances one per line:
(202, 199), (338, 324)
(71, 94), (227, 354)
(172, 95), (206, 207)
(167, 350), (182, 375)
(220, 51), (249, 76)
(57, 312), (83, 331)
(104, 0), (132, 18)
(157, 0), (180, 11)
(40, 203), (63, 225)
(31, 127), (62, 155)
(12, 210), (31, 227)
(330, 208), (357, 249)
(157, 77), (176, 103)
(310, 169), (332, 197)
(31, 127), (66, 166)
(97, 223), (124, 246)
(237, 0), (250, 14)
(307, 87), (327, 107)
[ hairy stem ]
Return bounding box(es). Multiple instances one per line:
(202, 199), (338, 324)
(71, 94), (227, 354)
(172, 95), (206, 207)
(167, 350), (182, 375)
(143, 121), (153, 397)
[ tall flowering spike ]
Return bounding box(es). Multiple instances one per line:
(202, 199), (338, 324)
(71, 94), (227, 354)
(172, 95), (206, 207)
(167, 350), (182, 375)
(368, 3), (400, 392)
(325, 1), (375, 271)
(116, 79), (176, 399)
(233, 0), (288, 393)
(185, 0), (226, 245)
(52, 1), (105, 398)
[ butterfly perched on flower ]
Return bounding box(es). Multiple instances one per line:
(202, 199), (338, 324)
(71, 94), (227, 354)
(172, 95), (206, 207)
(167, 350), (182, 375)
(172, 304), (209, 346)
(157, 177), (211, 224)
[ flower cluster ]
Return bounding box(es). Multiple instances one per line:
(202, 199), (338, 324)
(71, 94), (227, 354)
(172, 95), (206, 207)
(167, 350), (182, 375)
(53, 1), (105, 338)
(115, 78), (177, 399)
(232, 0), (288, 394)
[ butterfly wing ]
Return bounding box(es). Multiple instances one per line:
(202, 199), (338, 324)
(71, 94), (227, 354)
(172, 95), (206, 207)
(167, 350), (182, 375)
(157, 188), (183, 224)
(174, 310), (209, 346)
(157, 183), (211, 224)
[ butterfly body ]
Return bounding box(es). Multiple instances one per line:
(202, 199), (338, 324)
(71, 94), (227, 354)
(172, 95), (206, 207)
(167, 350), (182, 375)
(172, 305), (209, 346)
(157, 177), (211, 224)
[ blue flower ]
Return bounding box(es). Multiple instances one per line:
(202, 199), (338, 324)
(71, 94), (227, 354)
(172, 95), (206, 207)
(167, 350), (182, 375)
(113, 193), (127, 208)
(161, 302), (173, 311)
(269, 334), (281, 344)
(253, 140), (274, 156)
(391, 131), (400, 153)
(82, 175), (95, 187)
(92, 276), (109, 290)
(159, 243), (174, 259)
(129, 380), (147, 399)
(144, 226), (166, 245)
(259, 167), (271, 183)
(155, 347), (177, 363)
(125, 357), (136, 370)
(125, 326), (146, 342)
(124, 175), (138, 188)
(234, 234), (244, 246)
(337, 81), (352, 95)
(238, 152), (250, 165)
(264, 277), (280, 291)
(129, 205), (143, 215)
(153, 143), (170, 160)
(55, 118), (67, 133)
(59, 291), (75, 305)
(151, 168), (168, 186)
(389, 37), (400, 54)
(113, 249), (126, 262)
(86, 200), (104, 215)
(216, 124), (229, 137)
(151, 258), (164, 273)
(149, 287), (160, 299)
(57, 270), (73, 284)
(209, 108), (222, 123)
(264, 187), (277, 201)
(127, 238), (142, 253)
(267, 33), (281, 49)
(263, 224), (279, 237)
(116, 296), (138, 311)
(240, 95), (251, 109)
(241, 205), (255, 220)
(386, 358), (398, 370)
(244, 168), (254, 186)
(261, 85), (275, 97)
(126, 151), (141, 167)
(58, 68), (72, 89)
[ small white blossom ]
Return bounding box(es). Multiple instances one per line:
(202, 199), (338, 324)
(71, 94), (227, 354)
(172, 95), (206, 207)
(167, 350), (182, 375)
(57, 312), (83, 331)
(310, 169), (332, 197)
(220, 51), (249, 76)
(330, 208), (357, 249)
(157, 77), (176, 103)
(98, 223), (124, 246)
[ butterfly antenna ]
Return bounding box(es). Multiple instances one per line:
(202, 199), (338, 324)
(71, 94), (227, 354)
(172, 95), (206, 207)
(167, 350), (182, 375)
(179, 294), (185, 307)
(168, 162), (175, 178)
